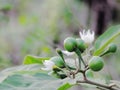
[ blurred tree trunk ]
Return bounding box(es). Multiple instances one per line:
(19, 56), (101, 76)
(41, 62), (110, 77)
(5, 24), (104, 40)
(84, 0), (118, 35)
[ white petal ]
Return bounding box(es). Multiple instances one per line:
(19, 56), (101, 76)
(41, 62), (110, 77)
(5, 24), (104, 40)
(42, 60), (55, 71)
(62, 50), (75, 56)
(79, 29), (95, 45)
(44, 60), (54, 66)
(79, 32), (84, 40)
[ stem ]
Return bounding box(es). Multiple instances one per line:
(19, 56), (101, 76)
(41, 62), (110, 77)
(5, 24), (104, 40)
(78, 54), (81, 69)
(75, 49), (81, 69)
(79, 54), (87, 67)
(56, 66), (73, 78)
(77, 69), (117, 90)
(75, 49), (87, 67)
(77, 79), (117, 90)
(100, 50), (109, 57)
(61, 55), (71, 71)
(57, 50), (71, 71)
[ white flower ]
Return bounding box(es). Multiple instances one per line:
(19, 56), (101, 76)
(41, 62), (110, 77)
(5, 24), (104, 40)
(62, 50), (75, 56)
(41, 60), (55, 71)
(79, 29), (95, 45)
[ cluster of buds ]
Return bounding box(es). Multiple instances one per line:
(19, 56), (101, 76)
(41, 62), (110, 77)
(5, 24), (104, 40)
(41, 29), (117, 79)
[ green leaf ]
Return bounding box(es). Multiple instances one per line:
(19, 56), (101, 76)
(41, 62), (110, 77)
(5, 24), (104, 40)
(1, 64), (45, 76)
(0, 83), (15, 90)
(23, 55), (50, 64)
(0, 73), (60, 90)
(94, 25), (120, 55)
(0, 64), (111, 90)
(0, 72), (75, 90)
(0, 65), (76, 90)
(58, 83), (73, 90)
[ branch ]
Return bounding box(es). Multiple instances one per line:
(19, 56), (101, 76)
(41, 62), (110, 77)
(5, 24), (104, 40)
(77, 69), (117, 90)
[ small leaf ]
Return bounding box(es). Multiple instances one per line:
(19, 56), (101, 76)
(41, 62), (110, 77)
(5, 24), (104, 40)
(58, 83), (73, 90)
(94, 25), (120, 55)
(23, 55), (50, 64)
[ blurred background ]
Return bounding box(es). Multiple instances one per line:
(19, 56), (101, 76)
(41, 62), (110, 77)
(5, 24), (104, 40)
(0, 0), (120, 80)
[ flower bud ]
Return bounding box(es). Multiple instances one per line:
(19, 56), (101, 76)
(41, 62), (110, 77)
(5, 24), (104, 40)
(50, 56), (65, 68)
(108, 43), (117, 53)
(76, 38), (86, 53)
(88, 56), (104, 72)
(64, 37), (77, 52)
(56, 48), (63, 56)
(100, 43), (117, 57)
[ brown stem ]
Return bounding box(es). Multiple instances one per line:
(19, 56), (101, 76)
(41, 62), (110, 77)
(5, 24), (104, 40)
(77, 69), (117, 90)
(77, 79), (117, 90)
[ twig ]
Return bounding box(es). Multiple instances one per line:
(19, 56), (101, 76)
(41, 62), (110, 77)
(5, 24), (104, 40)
(75, 49), (87, 68)
(77, 69), (117, 90)
(77, 79), (117, 90)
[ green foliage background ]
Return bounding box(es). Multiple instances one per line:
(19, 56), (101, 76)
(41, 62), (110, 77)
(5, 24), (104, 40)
(0, 0), (120, 90)
(0, 1), (120, 89)
(0, 0), (88, 68)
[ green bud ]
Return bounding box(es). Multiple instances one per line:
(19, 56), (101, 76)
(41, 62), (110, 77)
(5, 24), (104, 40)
(88, 56), (104, 72)
(50, 56), (65, 68)
(76, 38), (86, 53)
(108, 43), (117, 53)
(100, 43), (117, 57)
(64, 37), (77, 52)
(56, 48), (63, 56)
